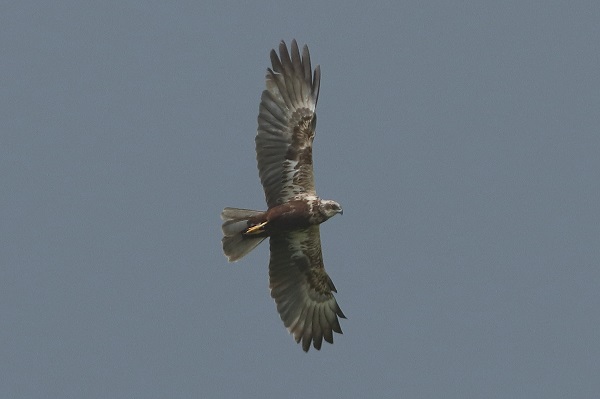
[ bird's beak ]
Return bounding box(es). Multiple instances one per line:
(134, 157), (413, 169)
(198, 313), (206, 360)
(339, 208), (344, 215)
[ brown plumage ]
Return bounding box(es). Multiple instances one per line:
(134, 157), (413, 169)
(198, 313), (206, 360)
(221, 40), (345, 352)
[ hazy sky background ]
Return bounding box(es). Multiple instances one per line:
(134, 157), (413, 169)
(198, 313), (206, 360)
(2, 1), (599, 398)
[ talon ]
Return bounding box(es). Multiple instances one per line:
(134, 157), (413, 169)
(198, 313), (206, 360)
(244, 221), (267, 235)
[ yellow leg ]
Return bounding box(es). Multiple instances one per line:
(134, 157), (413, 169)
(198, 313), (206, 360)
(244, 221), (267, 235)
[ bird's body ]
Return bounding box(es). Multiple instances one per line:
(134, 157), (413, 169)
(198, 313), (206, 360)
(221, 40), (345, 351)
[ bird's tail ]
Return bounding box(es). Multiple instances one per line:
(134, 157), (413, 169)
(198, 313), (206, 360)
(221, 207), (267, 262)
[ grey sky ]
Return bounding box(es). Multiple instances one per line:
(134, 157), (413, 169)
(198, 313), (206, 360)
(2, 1), (599, 398)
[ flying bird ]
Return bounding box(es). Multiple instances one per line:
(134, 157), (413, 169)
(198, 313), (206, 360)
(221, 40), (345, 351)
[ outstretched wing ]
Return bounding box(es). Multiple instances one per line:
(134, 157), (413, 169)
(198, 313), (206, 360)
(256, 40), (321, 208)
(268, 226), (345, 351)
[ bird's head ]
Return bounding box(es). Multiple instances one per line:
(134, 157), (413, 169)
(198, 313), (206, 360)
(319, 199), (343, 219)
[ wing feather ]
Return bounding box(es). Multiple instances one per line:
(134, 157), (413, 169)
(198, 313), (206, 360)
(312, 304), (324, 350)
(257, 40), (319, 208)
(268, 226), (345, 351)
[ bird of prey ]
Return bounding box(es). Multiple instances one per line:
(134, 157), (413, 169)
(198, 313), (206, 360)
(221, 40), (345, 351)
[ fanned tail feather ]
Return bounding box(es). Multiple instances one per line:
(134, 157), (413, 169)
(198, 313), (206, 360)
(221, 207), (266, 262)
